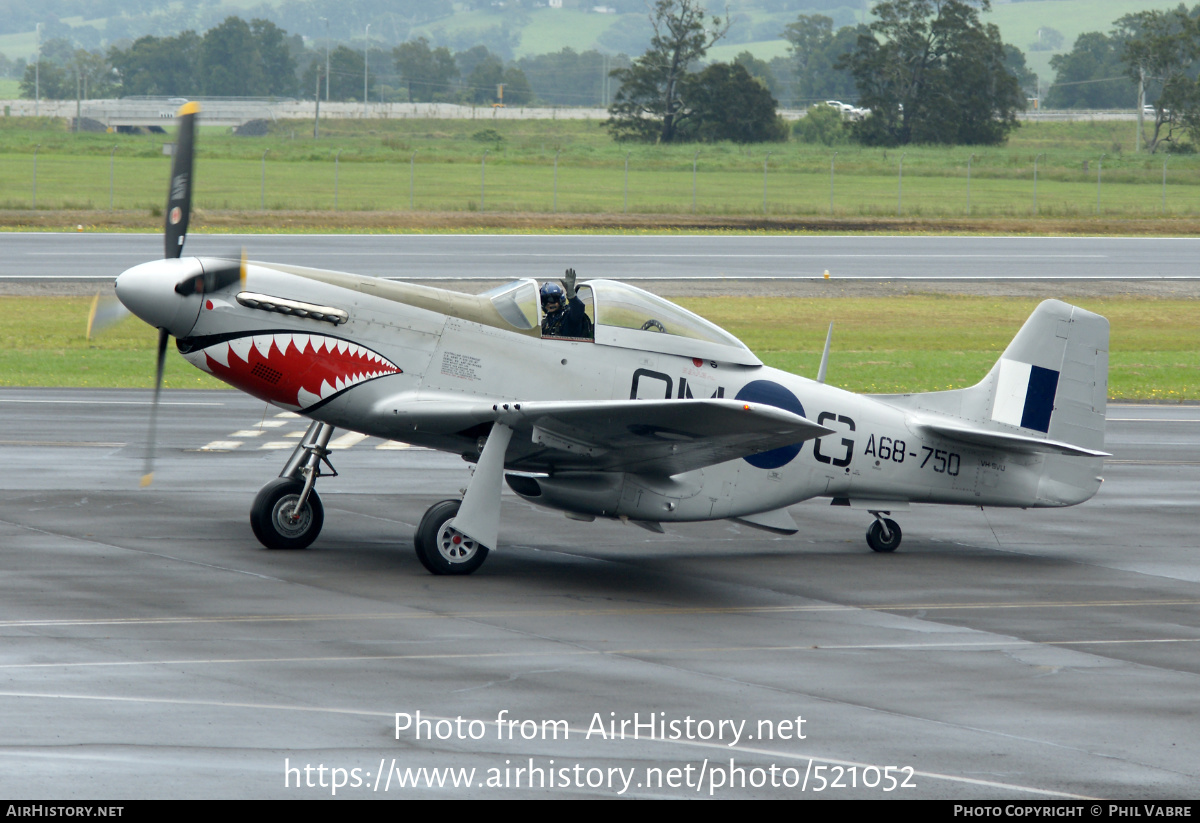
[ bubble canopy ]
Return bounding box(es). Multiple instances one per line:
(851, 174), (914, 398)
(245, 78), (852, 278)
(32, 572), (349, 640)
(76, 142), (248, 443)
(586, 279), (761, 366)
(483, 278), (760, 366)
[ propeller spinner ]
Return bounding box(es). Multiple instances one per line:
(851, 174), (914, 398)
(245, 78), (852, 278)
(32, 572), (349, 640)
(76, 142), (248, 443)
(98, 103), (247, 486)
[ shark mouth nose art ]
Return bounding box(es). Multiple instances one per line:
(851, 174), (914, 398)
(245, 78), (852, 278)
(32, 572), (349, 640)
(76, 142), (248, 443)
(179, 332), (401, 410)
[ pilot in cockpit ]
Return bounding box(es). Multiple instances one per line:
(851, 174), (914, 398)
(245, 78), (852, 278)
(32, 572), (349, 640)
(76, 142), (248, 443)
(540, 268), (593, 340)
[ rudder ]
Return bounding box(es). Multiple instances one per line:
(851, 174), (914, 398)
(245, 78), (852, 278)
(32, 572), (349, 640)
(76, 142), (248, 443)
(987, 299), (1108, 451)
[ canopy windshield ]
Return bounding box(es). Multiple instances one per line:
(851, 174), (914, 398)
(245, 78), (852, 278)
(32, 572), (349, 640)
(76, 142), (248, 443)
(481, 279), (539, 331)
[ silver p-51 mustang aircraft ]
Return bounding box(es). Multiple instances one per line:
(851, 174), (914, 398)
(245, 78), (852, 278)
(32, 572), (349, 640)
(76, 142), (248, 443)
(104, 105), (1110, 575)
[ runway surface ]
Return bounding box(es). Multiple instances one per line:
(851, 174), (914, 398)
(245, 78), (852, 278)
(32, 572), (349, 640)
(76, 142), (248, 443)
(5, 232), (1200, 282)
(0, 388), (1196, 798)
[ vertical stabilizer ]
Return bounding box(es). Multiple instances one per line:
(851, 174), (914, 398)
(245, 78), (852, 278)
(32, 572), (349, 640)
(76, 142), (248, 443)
(879, 300), (1109, 451)
(987, 299), (1108, 450)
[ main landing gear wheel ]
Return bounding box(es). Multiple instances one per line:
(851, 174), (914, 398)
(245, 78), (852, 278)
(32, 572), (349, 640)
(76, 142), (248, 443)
(414, 499), (489, 576)
(866, 518), (902, 553)
(250, 478), (324, 550)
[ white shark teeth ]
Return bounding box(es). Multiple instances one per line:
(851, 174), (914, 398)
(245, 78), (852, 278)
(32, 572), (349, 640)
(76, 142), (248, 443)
(228, 337), (253, 363)
(205, 342), (230, 368)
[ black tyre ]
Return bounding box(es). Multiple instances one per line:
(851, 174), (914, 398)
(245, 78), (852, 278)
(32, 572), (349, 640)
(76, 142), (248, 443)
(250, 478), (324, 550)
(866, 518), (902, 553)
(414, 499), (489, 575)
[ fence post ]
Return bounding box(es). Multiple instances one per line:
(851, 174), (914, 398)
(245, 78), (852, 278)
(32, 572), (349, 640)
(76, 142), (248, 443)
(553, 149), (561, 214)
(967, 154), (974, 215)
(1162, 157), (1168, 214)
(481, 149), (489, 212)
(410, 150), (417, 210)
(763, 152), (771, 214)
(623, 152), (630, 214)
(897, 153), (906, 216)
(334, 149), (342, 210)
(830, 152), (837, 214)
(260, 149), (269, 211)
(1033, 153), (1044, 215)
(109, 144), (117, 211)
(692, 150), (699, 213)
(32, 144), (39, 209)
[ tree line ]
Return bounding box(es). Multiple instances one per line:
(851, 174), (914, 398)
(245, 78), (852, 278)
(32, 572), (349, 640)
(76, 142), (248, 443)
(1044, 4), (1200, 153)
(32, 1), (1200, 150)
(607, 0), (1028, 147)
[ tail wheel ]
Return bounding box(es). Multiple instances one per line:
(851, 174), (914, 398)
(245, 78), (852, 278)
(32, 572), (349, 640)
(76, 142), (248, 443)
(251, 478), (324, 550)
(414, 499), (489, 575)
(866, 518), (902, 553)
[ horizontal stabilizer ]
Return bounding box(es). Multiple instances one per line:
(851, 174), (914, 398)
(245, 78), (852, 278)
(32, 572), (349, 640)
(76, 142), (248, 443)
(728, 507), (799, 535)
(913, 419), (1110, 458)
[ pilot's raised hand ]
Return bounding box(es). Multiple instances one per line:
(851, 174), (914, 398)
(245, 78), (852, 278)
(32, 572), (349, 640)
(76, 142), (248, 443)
(561, 267), (577, 299)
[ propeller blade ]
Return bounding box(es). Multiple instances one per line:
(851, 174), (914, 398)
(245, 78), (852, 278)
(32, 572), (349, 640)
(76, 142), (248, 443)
(164, 102), (199, 260)
(141, 327), (169, 488)
(86, 291), (130, 339)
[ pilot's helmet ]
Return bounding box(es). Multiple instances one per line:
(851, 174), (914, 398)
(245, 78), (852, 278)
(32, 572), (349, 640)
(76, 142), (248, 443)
(540, 282), (565, 310)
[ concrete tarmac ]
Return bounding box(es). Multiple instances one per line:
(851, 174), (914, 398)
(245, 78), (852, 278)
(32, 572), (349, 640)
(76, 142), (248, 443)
(0, 388), (1196, 798)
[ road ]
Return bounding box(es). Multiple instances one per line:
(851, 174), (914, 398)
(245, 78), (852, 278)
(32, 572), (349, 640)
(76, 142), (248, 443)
(3, 233), (1199, 282)
(0, 388), (1197, 798)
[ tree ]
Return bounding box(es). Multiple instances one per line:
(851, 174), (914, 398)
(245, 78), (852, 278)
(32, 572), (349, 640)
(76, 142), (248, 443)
(605, 0), (730, 143)
(20, 61), (70, 100)
(200, 17), (267, 97)
(838, 0), (1024, 146)
(781, 14), (864, 104)
(516, 48), (626, 107)
(108, 32), (202, 97)
(793, 103), (851, 146)
(324, 45), (371, 101)
(461, 48), (504, 104)
(72, 48), (119, 100)
(1045, 32), (1132, 109)
(1118, 8), (1200, 153)
(393, 38), (458, 102)
(500, 66), (533, 106)
(678, 63), (788, 143)
(250, 18), (299, 97)
(732, 50), (781, 99)
(1003, 44), (1038, 98)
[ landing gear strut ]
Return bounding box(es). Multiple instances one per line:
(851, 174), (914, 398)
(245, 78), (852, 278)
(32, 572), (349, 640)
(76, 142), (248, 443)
(865, 512), (902, 553)
(250, 420), (336, 550)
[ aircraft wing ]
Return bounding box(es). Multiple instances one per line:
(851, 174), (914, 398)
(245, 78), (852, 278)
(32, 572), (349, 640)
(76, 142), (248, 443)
(912, 419), (1111, 458)
(383, 396), (833, 475)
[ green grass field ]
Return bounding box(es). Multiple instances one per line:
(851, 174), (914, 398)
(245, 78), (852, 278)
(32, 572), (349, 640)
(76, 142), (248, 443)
(3, 117), (1199, 218)
(8, 295), (1195, 400)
